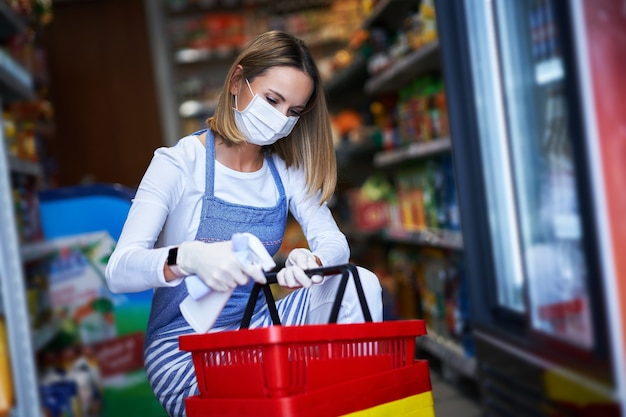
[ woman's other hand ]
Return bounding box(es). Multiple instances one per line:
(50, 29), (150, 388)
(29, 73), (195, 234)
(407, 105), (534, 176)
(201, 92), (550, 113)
(276, 248), (322, 288)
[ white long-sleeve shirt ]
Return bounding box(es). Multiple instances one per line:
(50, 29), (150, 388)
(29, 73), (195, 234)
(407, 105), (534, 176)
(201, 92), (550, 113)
(105, 134), (349, 293)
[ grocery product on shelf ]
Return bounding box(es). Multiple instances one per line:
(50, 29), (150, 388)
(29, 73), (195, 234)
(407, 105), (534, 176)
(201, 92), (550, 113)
(386, 245), (473, 357)
(396, 76), (449, 145)
(0, 316), (15, 417)
(11, 171), (43, 244)
(2, 2), (58, 245)
(345, 153), (460, 237)
(38, 343), (103, 417)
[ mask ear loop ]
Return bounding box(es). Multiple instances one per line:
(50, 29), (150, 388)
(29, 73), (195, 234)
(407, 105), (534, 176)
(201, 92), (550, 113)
(234, 79), (255, 112)
(245, 79), (254, 95)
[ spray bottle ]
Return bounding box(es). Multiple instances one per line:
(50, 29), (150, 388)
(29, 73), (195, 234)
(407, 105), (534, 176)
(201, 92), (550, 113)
(179, 233), (276, 333)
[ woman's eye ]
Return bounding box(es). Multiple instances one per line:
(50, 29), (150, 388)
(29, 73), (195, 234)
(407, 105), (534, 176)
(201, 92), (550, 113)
(290, 109), (302, 117)
(266, 96), (278, 105)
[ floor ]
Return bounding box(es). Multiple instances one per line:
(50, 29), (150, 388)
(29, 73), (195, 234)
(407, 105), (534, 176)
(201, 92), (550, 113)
(430, 366), (484, 417)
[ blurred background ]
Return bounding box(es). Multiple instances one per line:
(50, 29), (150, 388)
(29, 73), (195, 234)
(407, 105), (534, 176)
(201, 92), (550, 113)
(0, 0), (625, 416)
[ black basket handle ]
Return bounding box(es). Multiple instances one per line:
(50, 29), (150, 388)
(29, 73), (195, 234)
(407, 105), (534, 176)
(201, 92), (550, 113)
(240, 263), (373, 329)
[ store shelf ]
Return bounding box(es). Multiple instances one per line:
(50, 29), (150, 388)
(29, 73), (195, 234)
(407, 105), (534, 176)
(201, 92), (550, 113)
(361, 0), (417, 30)
(265, 0), (334, 14)
(416, 327), (477, 381)
(0, 51), (35, 102)
(178, 98), (217, 119)
(365, 41), (441, 95)
(325, 0), (427, 99)
(32, 320), (59, 352)
(335, 139), (379, 161)
(165, 0), (248, 16)
(342, 227), (463, 251)
(325, 53), (368, 97)
(374, 137), (452, 168)
(174, 47), (237, 65)
(0, 3), (48, 416)
(383, 228), (463, 250)
(0, 1), (35, 102)
(340, 224), (379, 241)
(165, 0), (334, 16)
(8, 155), (42, 177)
(0, 0), (26, 39)
(325, 0), (421, 102)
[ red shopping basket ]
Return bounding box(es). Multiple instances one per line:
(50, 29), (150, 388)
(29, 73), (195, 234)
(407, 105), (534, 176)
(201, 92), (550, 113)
(180, 319), (426, 398)
(179, 264), (428, 401)
(184, 360), (433, 417)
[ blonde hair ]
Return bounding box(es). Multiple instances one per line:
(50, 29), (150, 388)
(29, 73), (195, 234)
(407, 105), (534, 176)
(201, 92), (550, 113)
(207, 31), (336, 203)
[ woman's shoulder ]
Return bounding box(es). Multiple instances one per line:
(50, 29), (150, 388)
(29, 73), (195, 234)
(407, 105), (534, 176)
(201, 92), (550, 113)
(159, 133), (203, 153)
(154, 133), (205, 167)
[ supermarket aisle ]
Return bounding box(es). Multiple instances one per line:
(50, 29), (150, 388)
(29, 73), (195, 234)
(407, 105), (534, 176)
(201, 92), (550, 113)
(430, 368), (484, 417)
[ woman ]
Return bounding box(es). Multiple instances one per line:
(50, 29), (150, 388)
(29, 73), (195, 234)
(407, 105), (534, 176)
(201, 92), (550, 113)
(105, 30), (382, 416)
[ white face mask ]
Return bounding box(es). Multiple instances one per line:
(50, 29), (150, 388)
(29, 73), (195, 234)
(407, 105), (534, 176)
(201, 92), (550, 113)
(233, 79), (300, 146)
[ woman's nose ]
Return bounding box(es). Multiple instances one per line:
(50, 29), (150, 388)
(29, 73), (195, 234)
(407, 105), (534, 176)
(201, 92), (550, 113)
(276, 104), (291, 117)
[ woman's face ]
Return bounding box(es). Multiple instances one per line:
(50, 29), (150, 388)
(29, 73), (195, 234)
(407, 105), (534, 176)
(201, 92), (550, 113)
(233, 66), (314, 117)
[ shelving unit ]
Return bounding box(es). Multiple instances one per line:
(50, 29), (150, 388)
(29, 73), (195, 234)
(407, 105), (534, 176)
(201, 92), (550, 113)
(324, 53), (369, 111)
(0, 3), (44, 416)
(371, 137), (465, 252)
(324, 0), (425, 110)
(8, 154), (42, 177)
(360, 0), (418, 29)
(373, 136), (451, 168)
(147, 0), (362, 142)
(415, 326), (476, 381)
(326, 0), (476, 382)
(0, 59), (34, 102)
(0, 0), (24, 36)
(364, 40), (440, 95)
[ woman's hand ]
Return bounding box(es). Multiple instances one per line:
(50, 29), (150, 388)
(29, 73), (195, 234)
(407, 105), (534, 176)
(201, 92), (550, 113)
(276, 248), (322, 288)
(176, 240), (266, 291)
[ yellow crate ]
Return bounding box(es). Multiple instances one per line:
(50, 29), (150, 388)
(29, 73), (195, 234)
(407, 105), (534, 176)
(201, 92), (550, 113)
(341, 391), (436, 417)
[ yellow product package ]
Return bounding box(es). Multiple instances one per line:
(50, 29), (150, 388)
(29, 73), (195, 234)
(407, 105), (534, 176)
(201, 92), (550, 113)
(0, 316), (15, 417)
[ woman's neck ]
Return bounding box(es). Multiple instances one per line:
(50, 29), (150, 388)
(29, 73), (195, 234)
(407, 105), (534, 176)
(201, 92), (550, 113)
(213, 134), (264, 172)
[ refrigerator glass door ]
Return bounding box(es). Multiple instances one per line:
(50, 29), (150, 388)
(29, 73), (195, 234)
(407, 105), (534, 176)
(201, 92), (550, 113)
(464, 1), (527, 314)
(468, 0), (594, 349)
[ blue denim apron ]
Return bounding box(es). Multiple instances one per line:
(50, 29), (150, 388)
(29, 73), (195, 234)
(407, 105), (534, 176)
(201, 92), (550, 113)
(144, 130), (310, 416)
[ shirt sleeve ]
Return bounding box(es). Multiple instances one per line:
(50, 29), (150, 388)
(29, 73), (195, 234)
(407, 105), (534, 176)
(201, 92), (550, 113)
(105, 144), (189, 293)
(278, 157), (350, 267)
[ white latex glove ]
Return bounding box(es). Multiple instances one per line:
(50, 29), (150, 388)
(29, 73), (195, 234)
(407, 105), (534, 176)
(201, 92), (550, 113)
(276, 248), (322, 289)
(177, 240), (266, 292)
